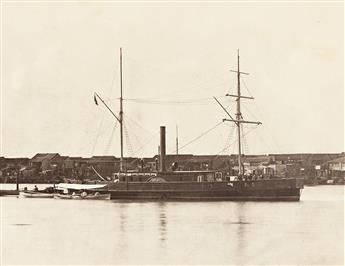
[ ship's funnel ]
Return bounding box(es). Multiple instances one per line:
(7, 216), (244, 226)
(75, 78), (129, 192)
(159, 126), (166, 172)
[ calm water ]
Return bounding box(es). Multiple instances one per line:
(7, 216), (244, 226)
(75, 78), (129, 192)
(1, 185), (344, 265)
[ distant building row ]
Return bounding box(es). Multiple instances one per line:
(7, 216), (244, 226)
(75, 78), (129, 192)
(0, 152), (344, 183)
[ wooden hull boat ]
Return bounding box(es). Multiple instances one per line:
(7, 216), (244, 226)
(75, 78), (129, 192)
(54, 183), (110, 200)
(20, 191), (54, 198)
(54, 193), (111, 200)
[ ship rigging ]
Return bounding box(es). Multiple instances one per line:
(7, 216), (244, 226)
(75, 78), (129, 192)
(92, 48), (303, 201)
(94, 49), (262, 176)
(214, 50), (261, 177)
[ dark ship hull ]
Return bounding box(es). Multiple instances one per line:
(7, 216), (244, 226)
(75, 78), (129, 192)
(107, 178), (303, 201)
(106, 126), (304, 201)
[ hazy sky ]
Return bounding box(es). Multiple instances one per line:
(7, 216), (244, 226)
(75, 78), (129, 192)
(1, 2), (344, 158)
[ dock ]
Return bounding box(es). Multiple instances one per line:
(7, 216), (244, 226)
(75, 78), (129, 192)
(0, 190), (19, 196)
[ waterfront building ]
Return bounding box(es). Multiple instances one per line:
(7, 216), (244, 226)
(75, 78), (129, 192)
(87, 156), (117, 178)
(63, 157), (89, 179)
(327, 156), (345, 178)
(30, 153), (62, 172)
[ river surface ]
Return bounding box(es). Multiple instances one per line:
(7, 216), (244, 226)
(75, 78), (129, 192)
(1, 185), (344, 265)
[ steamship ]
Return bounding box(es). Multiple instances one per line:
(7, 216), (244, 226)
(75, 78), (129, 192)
(95, 49), (304, 201)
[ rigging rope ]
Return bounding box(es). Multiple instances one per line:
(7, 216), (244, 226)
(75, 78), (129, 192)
(123, 113), (157, 138)
(223, 124), (236, 155)
(240, 76), (254, 98)
(123, 119), (144, 150)
(241, 123), (250, 155)
(246, 96), (282, 153)
(123, 122), (134, 157)
(122, 95), (227, 106)
(212, 124), (260, 160)
(91, 109), (108, 155)
(170, 121), (224, 154)
(104, 121), (118, 155)
(242, 104), (260, 122)
(132, 137), (156, 157)
(179, 123), (239, 170)
(122, 115), (158, 157)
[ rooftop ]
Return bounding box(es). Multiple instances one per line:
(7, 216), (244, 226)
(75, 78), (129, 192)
(31, 153), (60, 162)
(326, 156), (345, 164)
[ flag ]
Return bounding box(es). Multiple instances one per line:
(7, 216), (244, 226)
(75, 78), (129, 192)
(94, 95), (98, 105)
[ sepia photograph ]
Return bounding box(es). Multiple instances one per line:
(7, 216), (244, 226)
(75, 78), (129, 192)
(0, 1), (344, 265)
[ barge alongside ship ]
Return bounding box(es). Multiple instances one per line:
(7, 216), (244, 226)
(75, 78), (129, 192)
(96, 49), (303, 201)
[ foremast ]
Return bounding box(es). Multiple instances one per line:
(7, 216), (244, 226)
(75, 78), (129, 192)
(94, 48), (125, 173)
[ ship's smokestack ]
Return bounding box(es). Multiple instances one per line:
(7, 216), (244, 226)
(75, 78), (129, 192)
(159, 126), (166, 172)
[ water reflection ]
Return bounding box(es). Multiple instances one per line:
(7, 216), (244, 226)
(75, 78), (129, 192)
(235, 202), (247, 265)
(158, 202), (167, 242)
(119, 202), (127, 233)
(118, 201), (128, 255)
(226, 202), (250, 265)
(2, 186), (343, 265)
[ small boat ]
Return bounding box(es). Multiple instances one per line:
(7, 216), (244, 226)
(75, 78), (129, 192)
(54, 193), (110, 200)
(20, 191), (54, 198)
(54, 183), (110, 200)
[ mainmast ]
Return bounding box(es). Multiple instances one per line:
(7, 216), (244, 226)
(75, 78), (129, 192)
(230, 50), (261, 176)
(236, 50), (242, 175)
(119, 48), (124, 172)
(214, 50), (261, 177)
